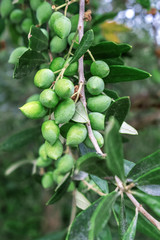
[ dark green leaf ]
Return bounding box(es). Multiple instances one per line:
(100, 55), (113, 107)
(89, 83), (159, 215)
(119, 197), (128, 239)
(46, 173), (71, 205)
(97, 227), (112, 240)
(29, 26), (48, 51)
(71, 30), (94, 63)
(103, 89), (119, 100)
(123, 209), (138, 240)
(0, 127), (40, 152)
(104, 117), (125, 181)
(66, 197), (103, 240)
(14, 49), (46, 79)
(36, 230), (66, 240)
(105, 57), (124, 66)
(60, 123), (75, 139)
(136, 0), (151, 9)
(90, 175), (109, 194)
(124, 160), (135, 177)
(89, 191), (119, 239)
(104, 65), (151, 83)
(92, 12), (118, 26)
(77, 152), (110, 177)
(105, 97), (130, 126)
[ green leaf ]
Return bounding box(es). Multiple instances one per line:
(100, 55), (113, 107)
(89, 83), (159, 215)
(97, 227), (112, 240)
(76, 152), (110, 177)
(120, 122), (138, 136)
(79, 143), (96, 155)
(90, 174), (108, 194)
(29, 26), (48, 51)
(105, 97), (130, 126)
(0, 127), (40, 152)
(104, 65), (151, 83)
(71, 29), (94, 63)
(86, 41), (131, 60)
(46, 173), (71, 205)
(137, 185), (160, 196)
(104, 117), (125, 181)
(14, 49), (46, 79)
(5, 159), (35, 176)
(136, 0), (151, 9)
(103, 89), (119, 100)
(123, 209), (138, 240)
(72, 101), (89, 123)
(66, 197), (103, 240)
(89, 191), (119, 239)
(36, 230), (67, 240)
(124, 160), (135, 176)
(119, 197), (128, 239)
(75, 190), (91, 210)
(92, 12), (118, 26)
(105, 57), (124, 66)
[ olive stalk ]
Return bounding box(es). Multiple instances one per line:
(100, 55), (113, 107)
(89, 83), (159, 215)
(53, 0), (78, 11)
(78, 0), (105, 157)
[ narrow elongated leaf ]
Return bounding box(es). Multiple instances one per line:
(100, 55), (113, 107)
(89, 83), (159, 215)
(104, 65), (151, 83)
(72, 101), (89, 123)
(123, 209), (138, 240)
(79, 143), (96, 155)
(29, 26), (48, 51)
(36, 230), (66, 240)
(136, 0), (150, 9)
(0, 127), (40, 152)
(90, 175), (109, 194)
(97, 227), (112, 240)
(124, 160), (135, 176)
(76, 152), (110, 177)
(104, 117), (125, 181)
(5, 159), (35, 176)
(120, 122), (138, 135)
(103, 89), (119, 100)
(105, 57), (124, 66)
(105, 97), (130, 126)
(75, 190), (91, 210)
(119, 197), (128, 239)
(71, 29), (94, 63)
(46, 173), (71, 205)
(137, 185), (160, 196)
(92, 12), (118, 26)
(89, 191), (119, 239)
(66, 197), (103, 240)
(14, 49), (45, 78)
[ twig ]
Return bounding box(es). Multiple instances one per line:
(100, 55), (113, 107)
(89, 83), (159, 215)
(82, 180), (106, 196)
(78, 0), (105, 157)
(53, 0), (78, 11)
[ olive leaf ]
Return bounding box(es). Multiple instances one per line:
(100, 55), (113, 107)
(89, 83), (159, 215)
(29, 26), (48, 51)
(122, 209), (138, 240)
(75, 190), (91, 210)
(90, 174), (109, 194)
(72, 101), (89, 123)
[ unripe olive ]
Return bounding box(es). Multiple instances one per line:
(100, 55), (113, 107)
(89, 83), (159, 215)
(90, 60), (110, 78)
(40, 28), (49, 39)
(21, 18), (33, 34)
(66, 123), (87, 146)
(20, 101), (47, 119)
(41, 120), (60, 145)
(41, 171), (54, 189)
(30, 0), (42, 11)
(55, 79), (74, 99)
(40, 89), (59, 108)
(53, 169), (64, 184)
(8, 47), (28, 64)
(49, 12), (63, 32)
(36, 157), (52, 167)
(84, 130), (104, 149)
(89, 112), (105, 130)
(45, 140), (63, 160)
(34, 69), (55, 89)
(64, 58), (78, 76)
(68, 32), (79, 49)
(70, 14), (79, 32)
(56, 154), (74, 174)
(49, 57), (65, 73)
(0, 0), (13, 18)
(26, 94), (40, 103)
(54, 98), (75, 124)
(54, 16), (71, 39)
(86, 76), (104, 95)
(36, 1), (52, 25)
(50, 36), (67, 53)
(10, 9), (24, 24)
(39, 143), (47, 161)
(87, 95), (111, 113)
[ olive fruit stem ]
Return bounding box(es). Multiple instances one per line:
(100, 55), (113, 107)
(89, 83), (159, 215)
(65, 30), (79, 61)
(87, 49), (95, 62)
(82, 180), (106, 196)
(53, 0), (79, 11)
(78, 0), (105, 157)
(64, 0), (70, 16)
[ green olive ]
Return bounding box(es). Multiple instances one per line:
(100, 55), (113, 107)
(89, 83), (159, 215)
(19, 101), (47, 119)
(90, 60), (110, 78)
(84, 130), (104, 149)
(55, 78), (74, 99)
(10, 9), (24, 24)
(53, 169), (64, 185)
(36, 157), (52, 167)
(54, 16), (71, 39)
(55, 154), (74, 174)
(66, 123), (87, 146)
(87, 95), (111, 113)
(0, 0), (13, 18)
(41, 171), (54, 189)
(41, 120), (60, 145)
(89, 112), (105, 130)
(36, 1), (52, 25)
(54, 98), (76, 124)
(64, 58), (78, 76)
(30, 0), (42, 11)
(86, 76), (104, 95)
(26, 94), (40, 103)
(68, 32), (79, 49)
(49, 12), (63, 32)
(39, 143), (48, 161)
(34, 69), (55, 89)
(21, 18), (33, 33)
(49, 57), (65, 73)
(50, 36), (67, 53)
(8, 47), (28, 65)
(40, 89), (59, 108)
(45, 140), (63, 160)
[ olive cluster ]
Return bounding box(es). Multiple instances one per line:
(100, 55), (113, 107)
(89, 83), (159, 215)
(5, 0), (112, 189)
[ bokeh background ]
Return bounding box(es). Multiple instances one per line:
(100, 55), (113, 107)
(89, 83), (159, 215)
(0, 0), (160, 239)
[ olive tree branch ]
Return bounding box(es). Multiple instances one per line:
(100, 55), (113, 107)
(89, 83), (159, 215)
(78, 0), (105, 157)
